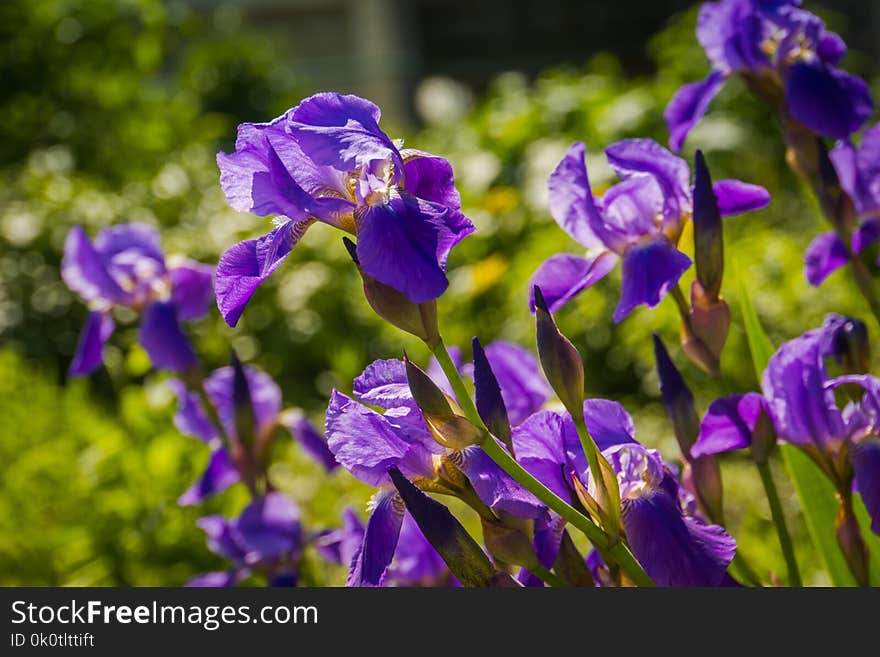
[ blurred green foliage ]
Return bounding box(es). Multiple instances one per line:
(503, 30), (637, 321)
(1, 1), (877, 585)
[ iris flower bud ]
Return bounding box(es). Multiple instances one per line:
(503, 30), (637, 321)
(472, 337), (513, 452)
(685, 151), (730, 377)
(533, 285), (585, 422)
(404, 355), (484, 449)
(481, 517), (538, 570)
(654, 334), (724, 523)
(389, 467), (499, 587)
(343, 238), (441, 349)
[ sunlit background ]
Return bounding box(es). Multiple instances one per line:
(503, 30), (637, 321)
(1, 0), (878, 585)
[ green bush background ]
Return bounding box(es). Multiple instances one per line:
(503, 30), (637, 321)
(1, 0), (877, 585)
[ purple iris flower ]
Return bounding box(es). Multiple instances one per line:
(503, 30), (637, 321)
(666, 0), (873, 151)
(214, 92), (474, 326)
(61, 223), (213, 376)
(317, 507), (455, 587)
(187, 492), (303, 587)
(169, 364), (335, 506)
(514, 399), (736, 586)
(806, 123), (880, 286)
(532, 139), (769, 321)
(324, 357), (543, 586)
(693, 314), (880, 533)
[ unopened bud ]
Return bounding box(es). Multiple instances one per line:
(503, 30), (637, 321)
(343, 238), (440, 348)
(481, 517), (538, 569)
(230, 349), (256, 450)
(836, 497), (870, 586)
(693, 150), (723, 301)
(682, 280), (730, 377)
(389, 466), (498, 587)
(472, 337), (513, 451)
(686, 457), (725, 525)
(404, 355), (484, 449)
(534, 285), (585, 422)
(653, 334), (701, 456)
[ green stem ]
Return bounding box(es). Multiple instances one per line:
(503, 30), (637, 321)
(432, 338), (481, 426)
(756, 460), (802, 587)
(430, 339), (653, 587)
(670, 283), (692, 330)
(529, 564), (570, 588)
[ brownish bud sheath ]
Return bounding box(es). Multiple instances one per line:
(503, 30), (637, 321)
(343, 237), (440, 348)
(404, 355), (484, 449)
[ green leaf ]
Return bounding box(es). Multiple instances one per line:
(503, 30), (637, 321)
(736, 271), (877, 585)
(778, 445), (855, 586)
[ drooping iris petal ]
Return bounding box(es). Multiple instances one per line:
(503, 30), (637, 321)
(851, 438), (880, 535)
(458, 444), (544, 519)
(712, 179), (771, 216)
(785, 61), (873, 140)
(325, 391), (436, 486)
(583, 398), (638, 450)
(235, 492), (302, 562)
(482, 341), (552, 426)
(214, 221), (311, 327)
(401, 150), (462, 210)
(529, 252), (618, 314)
(692, 393), (766, 457)
(347, 488), (405, 587)
(356, 192), (474, 303)
(288, 92), (402, 174)
(203, 366), (282, 440)
(169, 261), (214, 321)
(533, 512), (566, 569)
(512, 410), (582, 502)
(604, 139), (692, 225)
(61, 226), (126, 305)
(614, 239), (691, 322)
(179, 447), (241, 506)
(139, 301), (197, 373)
(623, 484), (736, 586)
(68, 311), (115, 377)
(167, 378), (217, 442)
(665, 71), (727, 152)
(804, 231), (849, 287)
(547, 141), (605, 249)
(284, 414), (338, 472)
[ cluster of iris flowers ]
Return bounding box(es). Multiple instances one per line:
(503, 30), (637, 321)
(62, 0), (880, 587)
